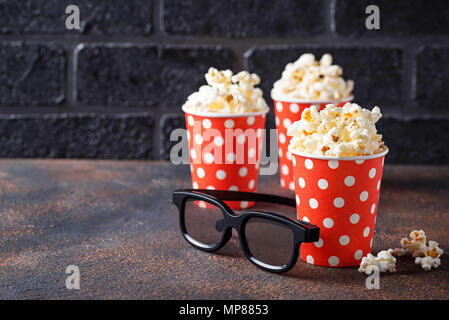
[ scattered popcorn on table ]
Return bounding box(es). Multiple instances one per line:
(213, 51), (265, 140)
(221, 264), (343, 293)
(415, 241), (443, 271)
(271, 53), (354, 101)
(358, 249), (397, 275)
(393, 229), (427, 257)
(182, 68), (269, 114)
(286, 102), (385, 157)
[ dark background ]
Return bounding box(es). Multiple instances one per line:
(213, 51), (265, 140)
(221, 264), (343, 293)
(0, 0), (448, 164)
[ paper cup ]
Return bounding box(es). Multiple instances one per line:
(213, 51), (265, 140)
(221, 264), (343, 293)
(183, 107), (269, 209)
(289, 147), (388, 267)
(271, 95), (353, 190)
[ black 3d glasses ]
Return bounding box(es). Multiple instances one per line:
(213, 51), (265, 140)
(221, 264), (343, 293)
(172, 189), (320, 273)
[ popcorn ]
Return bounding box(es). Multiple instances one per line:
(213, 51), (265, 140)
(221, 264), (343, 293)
(415, 241), (443, 271)
(358, 229), (443, 276)
(271, 53), (354, 101)
(392, 229), (443, 271)
(358, 249), (397, 275)
(393, 229), (427, 257)
(183, 68), (269, 114)
(287, 102), (385, 157)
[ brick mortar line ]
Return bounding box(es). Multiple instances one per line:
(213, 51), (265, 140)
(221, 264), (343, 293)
(0, 33), (448, 45)
(153, 0), (162, 35)
(1, 107), (448, 118)
(403, 43), (416, 108)
(65, 43), (75, 107)
(328, 0), (336, 34)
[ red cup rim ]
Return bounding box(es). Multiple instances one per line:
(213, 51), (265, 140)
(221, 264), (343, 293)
(270, 94), (354, 104)
(288, 145), (389, 161)
(182, 105), (270, 118)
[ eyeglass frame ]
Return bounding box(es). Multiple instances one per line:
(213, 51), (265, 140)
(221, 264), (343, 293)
(172, 189), (320, 273)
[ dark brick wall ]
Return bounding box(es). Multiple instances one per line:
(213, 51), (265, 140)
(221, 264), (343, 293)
(0, 0), (448, 164)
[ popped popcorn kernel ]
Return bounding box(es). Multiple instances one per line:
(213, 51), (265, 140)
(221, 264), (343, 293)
(393, 229), (427, 257)
(286, 102), (385, 157)
(271, 53), (354, 101)
(183, 68), (269, 114)
(415, 241), (443, 271)
(358, 249), (397, 275)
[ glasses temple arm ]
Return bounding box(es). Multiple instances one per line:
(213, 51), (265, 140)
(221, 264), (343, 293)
(180, 189), (296, 207)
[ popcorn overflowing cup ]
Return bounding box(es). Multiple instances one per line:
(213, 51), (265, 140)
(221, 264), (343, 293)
(287, 103), (388, 267)
(182, 68), (269, 209)
(271, 53), (354, 190)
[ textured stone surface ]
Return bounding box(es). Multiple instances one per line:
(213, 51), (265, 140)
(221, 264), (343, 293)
(245, 46), (403, 106)
(0, 42), (66, 106)
(162, 0), (326, 38)
(75, 45), (235, 107)
(0, 113), (154, 159)
(159, 113), (186, 160)
(415, 47), (449, 109)
(0, 160), (448, 299)
(334, 0), (449, 37)
(0, 0), (152, 35)
(378, 117), (449, 165)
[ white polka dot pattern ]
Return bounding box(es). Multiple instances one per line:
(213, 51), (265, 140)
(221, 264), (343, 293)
(204, 152), (214, 164)
(202, 119), (212, 129)
(289, 148), (386, 267)
(290, 103), (299, 113)
(276, 102), (283, 112)
(197, 167), (205, 178)
(216, 170), (226, 180)
(239, 167), (248, 177)
(350, 213), (360, 224)
(214, 136), (224, 147)
(323, 218), (334, 228)
(328, 256), (340, 266)
(225, 119), (234, 128)
(354, 250), (363, 260)
(306, 255), (314, 264)
(273, 100), (328, 191)
(339, 235), (350, 246)
(328, 160), (339, 169)
(318, 179), (328, 189)
(333, 197), (345, 208)
(360, 191), (369, 201)
(305, 159), (313, 169)
(344, 176), (355, 187)
(309, 198), (319, 209)
(185, 112), (266, 210)
(279, 133), (286, 144)
(314, 238), (324, 248)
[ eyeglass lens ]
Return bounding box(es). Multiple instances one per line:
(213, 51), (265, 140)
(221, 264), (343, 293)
(244, 217), (294, 267)
(184, 199), (225, 245)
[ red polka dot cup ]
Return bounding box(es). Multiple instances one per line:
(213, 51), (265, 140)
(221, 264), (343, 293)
(271, 95), (353, 190)
(183, 107), (269, 209)
(289, 146), (388, 267)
